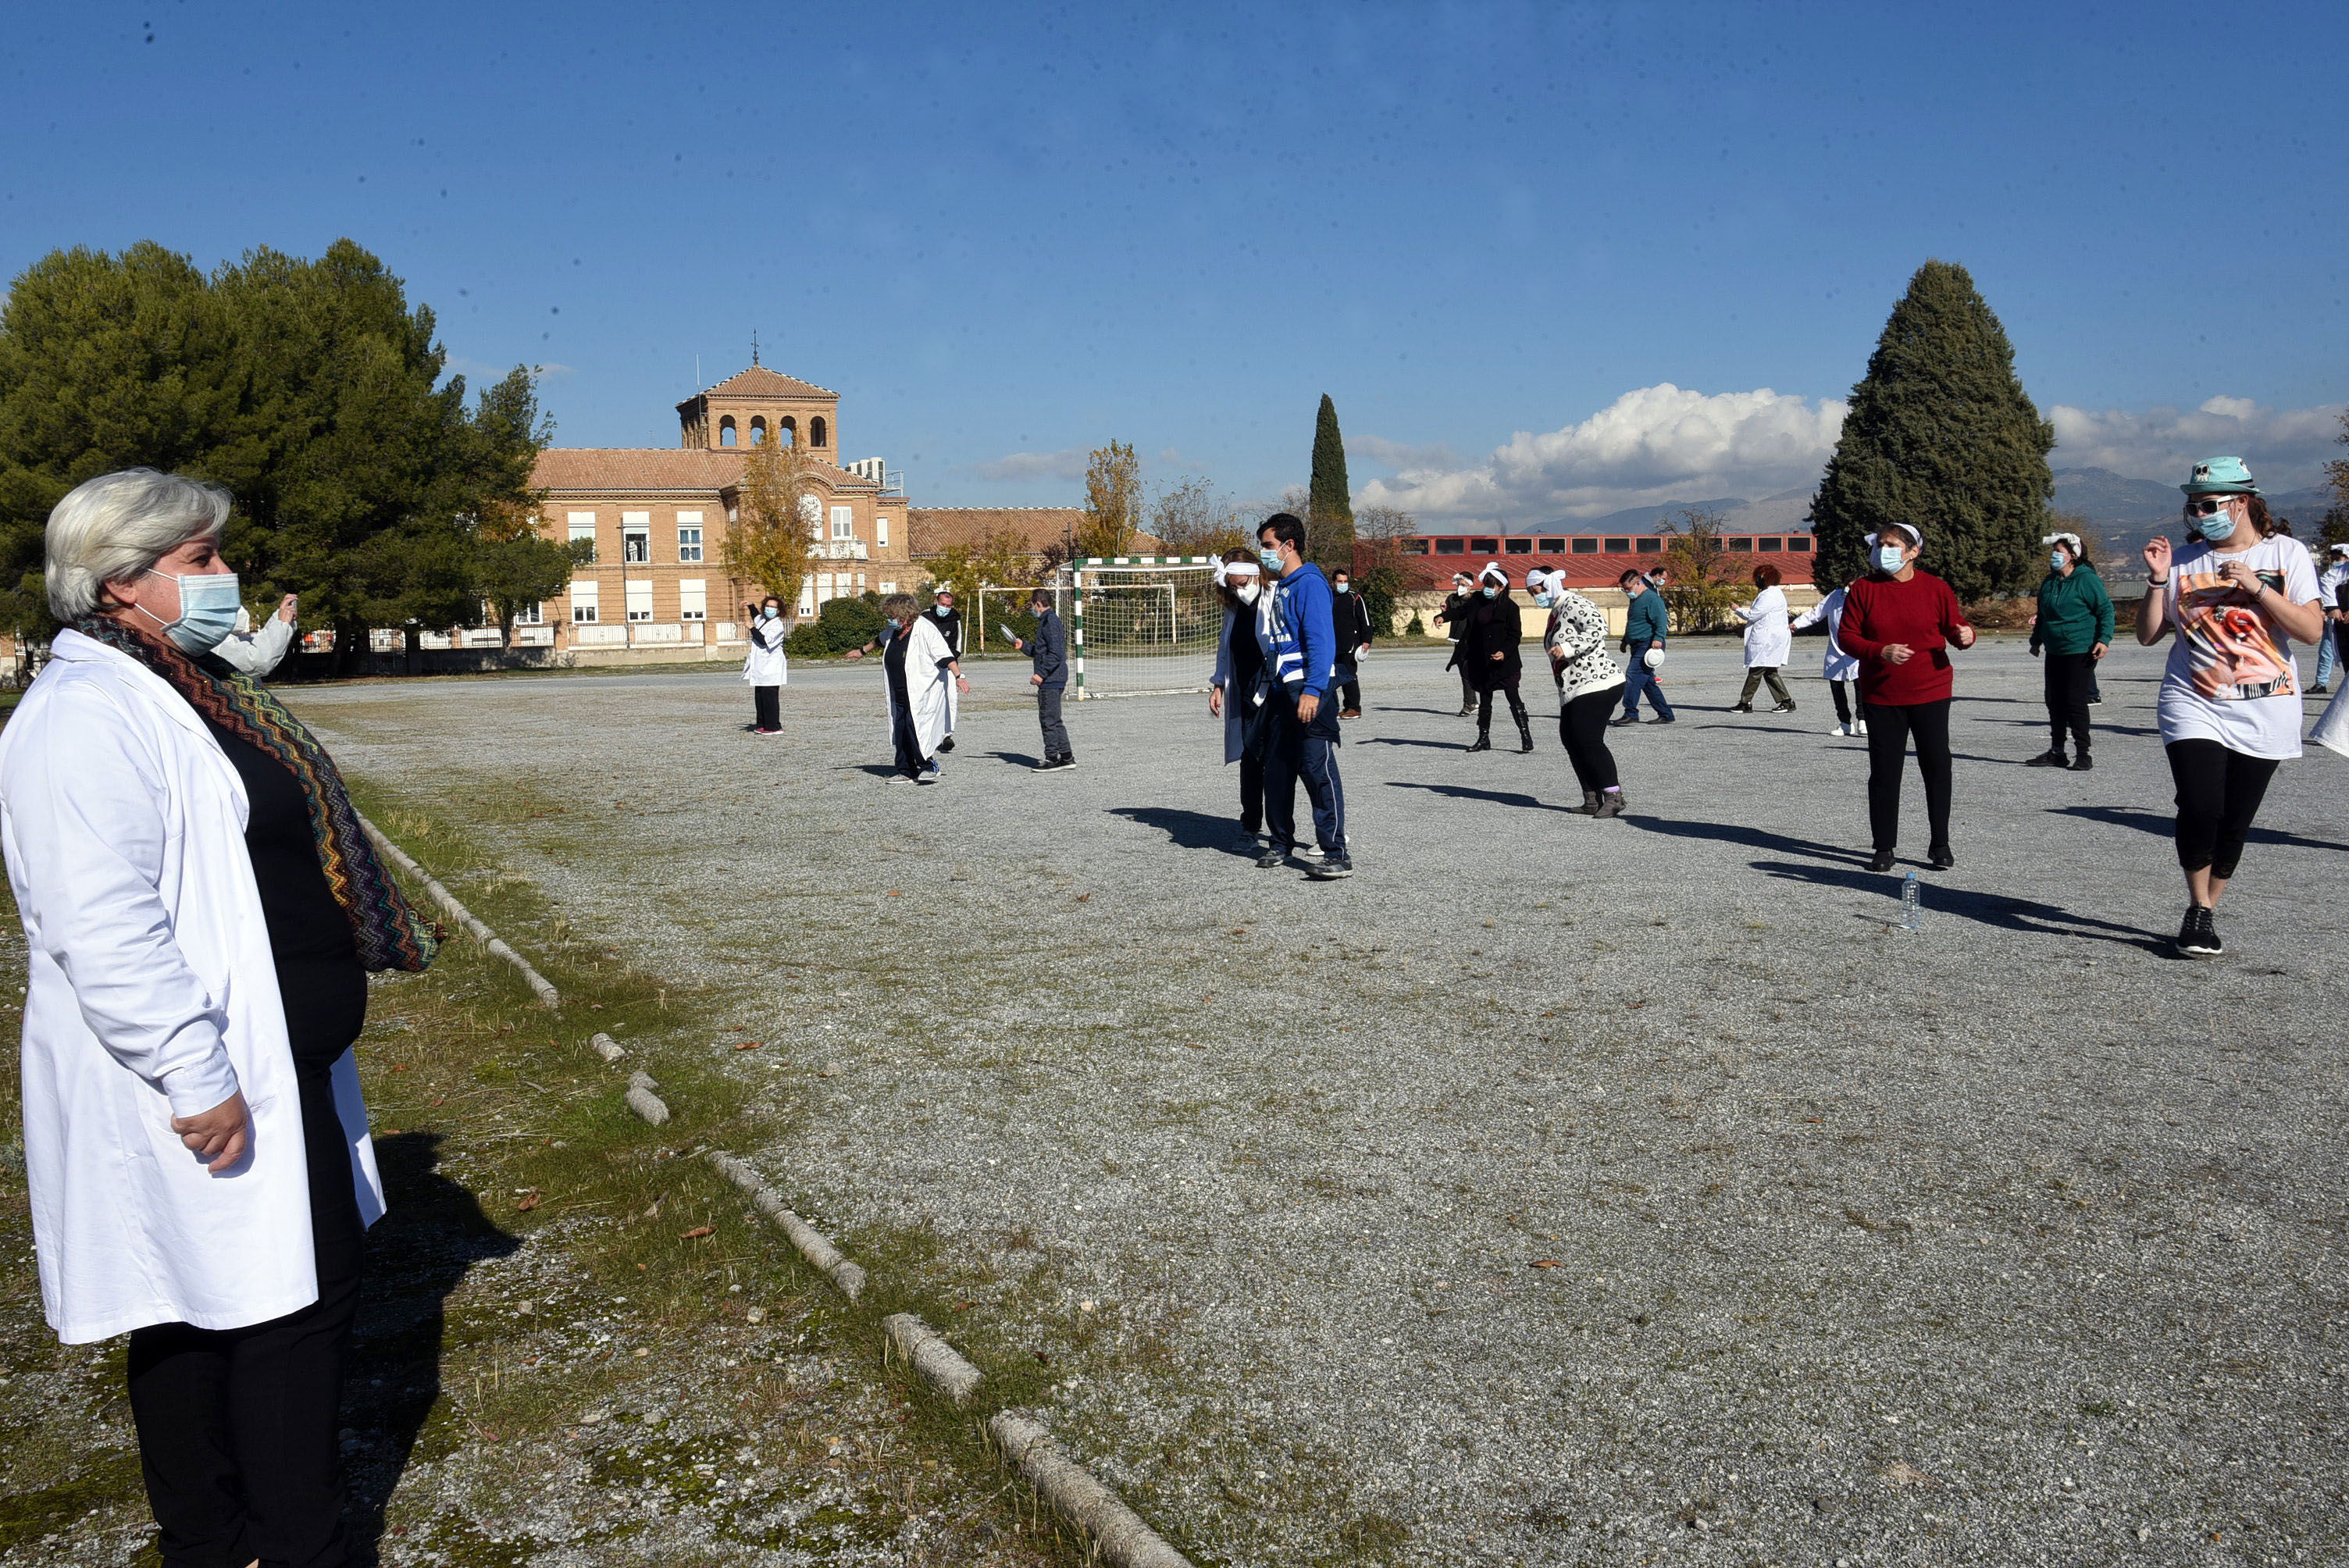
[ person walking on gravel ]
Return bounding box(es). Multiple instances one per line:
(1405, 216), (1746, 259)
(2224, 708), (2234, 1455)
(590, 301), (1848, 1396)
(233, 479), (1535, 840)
(1729, 562), (1795, 713)
(1458, 562), (1534, 754)
(1255, 513), (1351, 878)
(1613, 568), (1675, 726)
(1837, 522), (1977, 873)
(2025, 531), (2113, 771)
(1434, 572), (1477, 716)
(2314, 541), (2348, 693)
(2136, 457), (2326, 958)
(1531, 568), (1630, 816)
(860, 592), (968, 783)
(929, 586), (966, 751)
(1209, 552), (1271, 852)
(1790, 581), (1864, 736)
(1330, 566), (1374, 718)
(1006, 589), (1075, 772)
(742, 594), (789, 735)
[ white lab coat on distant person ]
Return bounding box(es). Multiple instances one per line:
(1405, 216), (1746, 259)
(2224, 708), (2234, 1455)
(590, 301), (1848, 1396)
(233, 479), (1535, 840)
(212, 607), (295, 679)
(742, 615), (790, 686)
(1734, 584), (1791, 668)
(883, 615), (956, 759)
(0, 630), (383, 1345)
(1790, 586), (1859, 681)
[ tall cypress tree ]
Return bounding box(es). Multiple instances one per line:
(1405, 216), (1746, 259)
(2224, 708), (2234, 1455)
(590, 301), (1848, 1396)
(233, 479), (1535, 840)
(1809, 260), (2052, 601)
(1307, 393), (1355, 571)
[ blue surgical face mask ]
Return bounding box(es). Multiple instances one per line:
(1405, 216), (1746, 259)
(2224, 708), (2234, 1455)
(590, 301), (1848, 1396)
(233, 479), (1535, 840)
(2195, 504), (2239, 543)
(2050, 551), (2068, 572)
(934, 604), (950, 616)
(1257, 547), (1284, 574)
(1533, 590), (1556, 608)
(1481, 586), (1499, 599)
(1875, 543), (1907, 574)
(1333, 582), (1350, 595)
(762, 607), (779, 620)
(146, 568), (242, 655)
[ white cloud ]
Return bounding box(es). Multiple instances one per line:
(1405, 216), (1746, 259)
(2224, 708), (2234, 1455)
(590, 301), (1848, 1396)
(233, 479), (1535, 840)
(1351, 433), (1459, 471)
(2048, 397), (2345, 489)
(1357, 384), (1848, 525)
(970, 449), (1088, 483)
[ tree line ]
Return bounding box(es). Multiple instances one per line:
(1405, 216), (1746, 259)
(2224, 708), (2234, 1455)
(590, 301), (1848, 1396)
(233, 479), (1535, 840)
(0, 239), (572, 670)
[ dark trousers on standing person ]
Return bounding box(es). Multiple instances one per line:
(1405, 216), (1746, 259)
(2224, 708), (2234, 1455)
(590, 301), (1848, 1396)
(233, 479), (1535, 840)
(1036, 685), (1071, 762)
(2165, 739), (2280, 881)
(1476, 681), (1528, 731)
(1736, 666), (1792, 708)
(753, 684), (780, 732)
(1862, 698), (1954, 854)
(1559, 688), (1621, 793)
(891, 708), (925, 779)
(2042, 652), (2094, 758)
(1264, 690), (1346, 855)
(1827, 679), (1860, 727)
(1621, 641), (1673, 718)
(1449, 650), (1473, 713)
(129, 1066), (363, 1568)
(1238, 707), (1267, 836)
(1336, 661), (1362, 715)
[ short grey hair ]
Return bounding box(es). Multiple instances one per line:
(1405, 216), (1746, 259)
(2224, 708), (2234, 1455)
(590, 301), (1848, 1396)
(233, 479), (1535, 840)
(45, 469), (232, 622)
(880, 591), (918, 620)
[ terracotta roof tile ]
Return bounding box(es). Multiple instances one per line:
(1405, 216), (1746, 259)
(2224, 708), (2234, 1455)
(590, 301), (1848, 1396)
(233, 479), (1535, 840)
(688, 364), (838, 401)
(532, 447), (882, 494)
(906, 508), (1164, 557)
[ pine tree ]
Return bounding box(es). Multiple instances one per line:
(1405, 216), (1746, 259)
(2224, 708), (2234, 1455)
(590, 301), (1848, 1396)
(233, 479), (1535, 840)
(1308, 393), (1355, 571)
(1809, 260), (2052, 601)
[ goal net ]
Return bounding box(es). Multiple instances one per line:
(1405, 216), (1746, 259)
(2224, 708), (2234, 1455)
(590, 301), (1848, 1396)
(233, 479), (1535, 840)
(974, 584), (1069, 657)
(1073, 558), (1221, 699)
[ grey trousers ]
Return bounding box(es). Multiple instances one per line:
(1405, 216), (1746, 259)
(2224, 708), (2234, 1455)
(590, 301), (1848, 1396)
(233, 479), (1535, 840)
(1037, 686), (1071, 759)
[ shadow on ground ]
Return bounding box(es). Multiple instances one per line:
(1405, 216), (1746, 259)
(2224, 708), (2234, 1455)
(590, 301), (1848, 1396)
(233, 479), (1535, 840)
(2051, 803), (2349, 855)
(1752, 859), (2175, 953)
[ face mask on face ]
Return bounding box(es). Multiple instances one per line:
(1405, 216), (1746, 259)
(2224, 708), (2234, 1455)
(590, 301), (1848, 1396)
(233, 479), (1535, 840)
(2194, 504), (2239, 543)
(1235, 584), (1260, 605)
(1333, 582), (1350, 595)
(762, 607), (779, 621)
(1481, 586), (1499, 599)
(2050, 551), (2069, 572)
(1533, 590), (1556, 608)
(144, 568), (242, 655)
(1876, 543), (1908, 574)
(934, 605), (951, 616)
(1257, 547), (1285, 574)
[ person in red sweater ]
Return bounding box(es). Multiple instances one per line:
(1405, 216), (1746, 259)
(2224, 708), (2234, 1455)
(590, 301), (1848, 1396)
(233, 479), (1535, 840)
(1837, 522), (1977, 872)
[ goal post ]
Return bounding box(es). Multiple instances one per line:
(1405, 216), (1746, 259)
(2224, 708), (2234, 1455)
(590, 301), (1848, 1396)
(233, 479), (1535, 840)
(1071, 557), (1221, 700)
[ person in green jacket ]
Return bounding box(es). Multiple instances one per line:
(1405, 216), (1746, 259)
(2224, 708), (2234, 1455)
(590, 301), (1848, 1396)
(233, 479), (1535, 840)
(2026, 529), (2115, 770)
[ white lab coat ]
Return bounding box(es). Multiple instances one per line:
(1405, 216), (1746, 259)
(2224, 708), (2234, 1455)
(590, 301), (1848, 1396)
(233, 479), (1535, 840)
(1789, 586), (1859, 681)
(0, 629), (383, 1345)
(1734, 584), (1791, 667)
(213, 614), (295, 679)
(741, 618), (789, 686)
(882, 615), (955, 759)
(1210, 603), (1271, 764)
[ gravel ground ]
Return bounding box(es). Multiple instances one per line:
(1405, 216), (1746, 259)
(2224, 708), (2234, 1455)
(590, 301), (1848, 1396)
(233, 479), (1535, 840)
(287, 636), (2349, 1568)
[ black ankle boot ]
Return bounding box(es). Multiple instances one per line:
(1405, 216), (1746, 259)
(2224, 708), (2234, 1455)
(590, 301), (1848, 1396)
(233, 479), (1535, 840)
(1515, 715), (1535, 753)
(1466, 727), (1492, 753)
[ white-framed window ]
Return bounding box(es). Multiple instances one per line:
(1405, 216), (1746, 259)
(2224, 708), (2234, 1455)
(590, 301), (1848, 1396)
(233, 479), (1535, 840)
(678, 578), (707, 621)
(830, 505), (855, 540)
(855, 572), (867, 592)
(798, 584), (815, 618)
(879, 580), (897, 594)
(567, 511), (597, 561)
(569, 580), (600, 622)
(876, 514), (890, 548)
(800, 494), (822, 541)
(676, 511), (704, 563)
(514, 600), (544, 626)
(622, 511), (651, 564)
(814, 572), (833, 604)
(625, 579), (654, 622)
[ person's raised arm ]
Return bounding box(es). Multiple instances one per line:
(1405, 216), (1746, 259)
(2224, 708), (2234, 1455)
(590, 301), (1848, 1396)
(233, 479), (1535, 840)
(2137, 536), (2173, 646)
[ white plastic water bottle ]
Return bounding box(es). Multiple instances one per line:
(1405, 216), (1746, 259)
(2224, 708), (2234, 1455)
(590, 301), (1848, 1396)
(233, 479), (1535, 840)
(1901, 871), (1923, 932)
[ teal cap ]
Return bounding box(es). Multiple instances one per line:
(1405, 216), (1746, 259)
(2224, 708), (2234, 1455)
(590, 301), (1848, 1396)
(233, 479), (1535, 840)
(2181, 455), (2261, 495)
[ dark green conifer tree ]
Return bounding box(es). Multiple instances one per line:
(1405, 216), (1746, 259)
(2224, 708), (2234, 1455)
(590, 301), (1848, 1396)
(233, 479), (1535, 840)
(1307, 393), (1355, 572)
(1809, 260), (2052, 601)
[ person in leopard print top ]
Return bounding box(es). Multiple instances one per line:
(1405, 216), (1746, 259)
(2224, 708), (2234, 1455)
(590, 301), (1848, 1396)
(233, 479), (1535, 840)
(1534, 568), (1630, 818)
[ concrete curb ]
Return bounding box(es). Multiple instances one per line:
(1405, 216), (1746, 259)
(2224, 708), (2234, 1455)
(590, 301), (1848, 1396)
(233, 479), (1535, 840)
(989, 1412), (1195, 1568)
(706, 1151), (868, 1301)
(359, 818), (561, 1009)
(882, 1313), (983, 1405)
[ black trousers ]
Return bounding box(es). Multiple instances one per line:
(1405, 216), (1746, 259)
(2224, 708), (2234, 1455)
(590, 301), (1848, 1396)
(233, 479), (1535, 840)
(1237, 706), (1267, 834)
(2165, 739), (2280, 880)
(890, 707), (925, 777)
(1862, 698), (1954, 853)
(2042, 652), (2094, 755)
(129, 1067), (364, 1568)
(1559, 688), (1620, 793)
(1036, 685), (1071, 760)
(1475, 681), (1528, 729)
(1449, 650), (1472, 708)
(1828, 679), (1857, 725)
(1737, 667), (1792, 707)
(1336, 661), (1361, 712)
(752, 683), (780, 732)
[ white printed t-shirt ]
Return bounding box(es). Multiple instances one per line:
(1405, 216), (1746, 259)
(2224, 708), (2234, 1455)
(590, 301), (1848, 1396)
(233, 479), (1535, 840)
(2155, 531), (2321, 759)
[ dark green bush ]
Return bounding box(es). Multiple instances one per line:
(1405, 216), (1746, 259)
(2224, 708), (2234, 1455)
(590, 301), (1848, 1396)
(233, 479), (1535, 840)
(784, 623), (830, 658)
(816, 596), (884, 653)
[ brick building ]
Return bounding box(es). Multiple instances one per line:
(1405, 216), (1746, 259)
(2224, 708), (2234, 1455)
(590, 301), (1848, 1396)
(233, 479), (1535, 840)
(529, 362), (913, 661)
(1394, 522), (1823, 636)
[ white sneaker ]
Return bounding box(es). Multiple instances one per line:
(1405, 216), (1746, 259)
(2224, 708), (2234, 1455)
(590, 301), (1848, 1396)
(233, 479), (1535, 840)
(1297, 843), (1326, 862)
(1830, 723), (1849, 736)
(1855, 721), (1869, 736)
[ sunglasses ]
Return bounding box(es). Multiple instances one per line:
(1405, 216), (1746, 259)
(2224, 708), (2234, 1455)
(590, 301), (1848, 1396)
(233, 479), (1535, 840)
(2186, 496), (2240, 517)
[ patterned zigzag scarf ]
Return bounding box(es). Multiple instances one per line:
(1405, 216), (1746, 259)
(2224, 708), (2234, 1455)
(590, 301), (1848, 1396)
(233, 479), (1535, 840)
(78, 618), (439, 973)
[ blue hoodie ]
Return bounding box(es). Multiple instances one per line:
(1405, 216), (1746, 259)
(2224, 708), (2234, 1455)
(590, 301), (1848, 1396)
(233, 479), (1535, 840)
(1265, 561), (1338, 700)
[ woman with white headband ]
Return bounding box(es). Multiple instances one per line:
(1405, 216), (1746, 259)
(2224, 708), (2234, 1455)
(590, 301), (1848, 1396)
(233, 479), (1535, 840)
(1531, 568), (1629, 814)
(1432, 571), (1477, 716)
(1837, 521), (1977, 872)
(2024, 530), (2112, 770)
(1208, 550), (1274, 852)
(1456, 561), (1533, 753)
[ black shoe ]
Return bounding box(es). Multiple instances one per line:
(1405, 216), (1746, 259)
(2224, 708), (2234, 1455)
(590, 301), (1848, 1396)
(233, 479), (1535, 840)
(1457, 704), (1477, 717)
(1033, 756), (1075, 772)
(2176, 904), (2223, 959)
(1770, 701), (1798, 713)
(1466, 732), (1492, 753)
(2313, 684), (2331, 697)
(1256, 847), (1292, 869)
(1867, 850), (1896, 872)
(2069, 754), (2093, 771)
(1928, 843), (1955, 870)
(1515, 721), (1535, 754)
(2025, 750), (2068, 768)
(938, 736), (956, 754)
(1609, 712), (1641, 727)
(1730, 704), (1754, 714)
(1645, 713), (1676, 725)
(1306, 855), (1353, 880)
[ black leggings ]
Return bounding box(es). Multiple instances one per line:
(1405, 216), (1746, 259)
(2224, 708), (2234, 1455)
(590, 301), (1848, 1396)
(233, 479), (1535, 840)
(2042, 652), (2094, 755)
(1862, 698), (1953, 853)
(1828, 679), (1857, 725)
(1475, 682), (1528, 729)
(753, 683), (780, 731)
(1559, 688), (1620, 793)
(2165, 739), (2280, 880)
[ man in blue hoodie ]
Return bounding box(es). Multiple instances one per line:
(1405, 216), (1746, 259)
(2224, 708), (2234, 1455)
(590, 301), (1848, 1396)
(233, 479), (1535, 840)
(1254, 513), (1350, 878)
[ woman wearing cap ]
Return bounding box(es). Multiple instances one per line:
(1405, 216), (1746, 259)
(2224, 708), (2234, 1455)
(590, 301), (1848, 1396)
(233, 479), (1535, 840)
(2136, 456), (2325, 957)
(1729, 563), (1795, 713)
(1208, 551), (1271, 852)
(1456, 562), (1533, 754)
(1531, 568), (1629, 815)
(1433, 572), (1477, 716)
(1790, 581), (1863, 736)
(1837, 522), (1977, 872)
(2025, 532), (2113, 770)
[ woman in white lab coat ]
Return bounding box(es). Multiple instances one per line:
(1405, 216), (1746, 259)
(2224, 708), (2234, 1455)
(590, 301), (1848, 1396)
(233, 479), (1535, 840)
(741, 593), (790, 733)
(1729, 561), (1795, 713)
(0, 469), (436, 1567)
(1791, 580), (1866, 736)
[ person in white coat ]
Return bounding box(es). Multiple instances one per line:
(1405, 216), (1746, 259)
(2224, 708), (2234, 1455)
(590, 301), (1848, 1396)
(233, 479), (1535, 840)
(214, 592), (300, 678)
(741, 593), (789, 734)
(0, 469), (437, 1568)
(1790, 580), (1866, 736)
(1729, 562), (1795, 713)
(872, 591), (967, 783)
(1207, 552), (1271, 851)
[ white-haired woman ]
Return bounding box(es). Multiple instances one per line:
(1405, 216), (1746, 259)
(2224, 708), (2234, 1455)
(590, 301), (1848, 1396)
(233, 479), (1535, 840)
(2025, 531), (2113, 769)
(1457, 562), (1532, 753)
(2136, 457), (2325, 957)
(1531, 569), (1629, 815)
(0, 469), (437, 1567)
(1208, 551), (1271, 851)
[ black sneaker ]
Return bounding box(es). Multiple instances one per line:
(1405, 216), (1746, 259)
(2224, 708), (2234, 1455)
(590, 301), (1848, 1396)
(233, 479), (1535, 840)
(1609, 713), (1641, 727)
(2176, 904), (2223, 959)
(1256, 847), (1292, 869)
(2069, 754), (2094, 771)
(1306, 855), (1353, 880)
(1867, 850), (1896, 872)
(1928, 843), (1955, 870)
(1770, 702), (1797, 713)
(2025, 750), (2068, 768)
(938, 736), (956, 754)
(1645, 713), (1675, 724)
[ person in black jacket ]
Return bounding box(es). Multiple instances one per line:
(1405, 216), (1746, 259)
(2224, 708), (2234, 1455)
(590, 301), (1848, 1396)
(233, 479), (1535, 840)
(1006, 590), (1074, 771)
(1459, 562), (1532, 753)
(927, 586), (965, 752)
(1329, 567), (1375, 718)
(1433, 572), (1476, 716)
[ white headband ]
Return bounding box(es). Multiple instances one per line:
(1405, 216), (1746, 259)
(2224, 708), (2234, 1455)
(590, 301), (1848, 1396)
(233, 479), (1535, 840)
(1212, 558), (1261, 586)
(2041, 532), (2082, 552)
(1866, 522), (1924, 550)
(1479, 561), (1509, 586)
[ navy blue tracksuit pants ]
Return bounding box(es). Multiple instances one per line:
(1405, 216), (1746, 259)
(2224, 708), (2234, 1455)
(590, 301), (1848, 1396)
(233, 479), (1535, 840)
(1263, 688), (1346, 855)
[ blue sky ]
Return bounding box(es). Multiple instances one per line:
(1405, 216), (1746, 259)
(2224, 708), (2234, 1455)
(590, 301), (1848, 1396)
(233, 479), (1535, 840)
(5, 0), (2344, 523)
